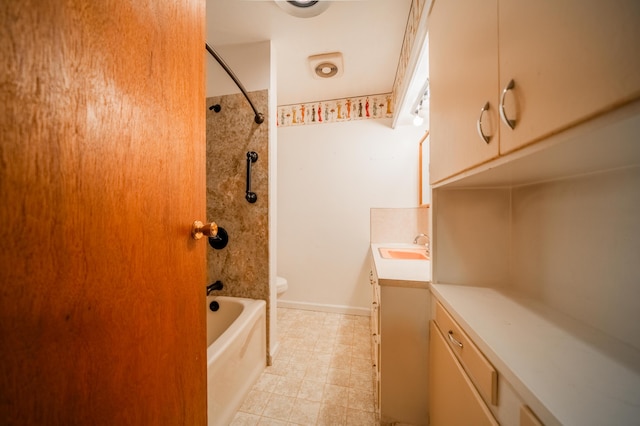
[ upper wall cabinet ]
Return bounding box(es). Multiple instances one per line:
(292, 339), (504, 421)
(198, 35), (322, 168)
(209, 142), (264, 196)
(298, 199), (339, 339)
(429, 0), (640, 184)
(429, 0), (499, 184)
(498, 0), (640, 155)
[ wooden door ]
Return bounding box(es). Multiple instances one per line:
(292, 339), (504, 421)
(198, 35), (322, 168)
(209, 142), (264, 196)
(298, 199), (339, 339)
(429, 0), (499, 184)
(0, 1), (207, 424)
(498, 0), (640, 154)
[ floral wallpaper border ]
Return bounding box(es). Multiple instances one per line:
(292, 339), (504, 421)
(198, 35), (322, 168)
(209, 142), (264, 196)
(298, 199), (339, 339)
(277, 93), (393, 127)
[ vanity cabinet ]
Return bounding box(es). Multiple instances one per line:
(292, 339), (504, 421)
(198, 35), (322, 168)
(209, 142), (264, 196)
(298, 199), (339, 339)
(379, 285), (430, 425)
(368, 268), (381, 414)
(434, 302), (497, 406)
(426, 2), (640, 423)
(429, 321), (498, 426)
(430, 300), (549, 425)
(369, 247), (430, 425)
(429, 0), (640, 183)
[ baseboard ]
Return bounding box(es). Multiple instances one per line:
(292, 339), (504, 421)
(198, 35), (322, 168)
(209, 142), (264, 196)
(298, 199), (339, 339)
(276, 299), (370, 316)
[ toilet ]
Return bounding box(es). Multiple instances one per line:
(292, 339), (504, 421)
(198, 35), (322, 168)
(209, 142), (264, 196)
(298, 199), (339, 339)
(276, 276), (288, 297)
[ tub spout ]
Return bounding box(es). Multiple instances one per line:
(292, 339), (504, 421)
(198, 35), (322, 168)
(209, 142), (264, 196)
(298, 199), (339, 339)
(207, 280), (223, 295)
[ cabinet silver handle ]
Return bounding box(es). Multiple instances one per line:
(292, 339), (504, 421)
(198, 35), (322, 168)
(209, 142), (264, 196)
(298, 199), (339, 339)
(476, 101), (491, 143)
(448, 330), (463, 348)
(499, 79), (517, 130)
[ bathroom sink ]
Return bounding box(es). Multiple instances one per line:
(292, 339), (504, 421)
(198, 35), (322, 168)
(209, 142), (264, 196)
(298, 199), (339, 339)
(378, 247), (429, 260)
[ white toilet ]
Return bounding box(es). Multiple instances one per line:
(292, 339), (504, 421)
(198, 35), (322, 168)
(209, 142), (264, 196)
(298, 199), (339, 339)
(276, 276), (288, 297)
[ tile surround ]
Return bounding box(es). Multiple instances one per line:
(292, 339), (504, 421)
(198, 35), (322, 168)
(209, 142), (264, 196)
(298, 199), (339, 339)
(206, 90), (272, 352)
(370, 206), (430, 244)
(231, 308), (378, 425)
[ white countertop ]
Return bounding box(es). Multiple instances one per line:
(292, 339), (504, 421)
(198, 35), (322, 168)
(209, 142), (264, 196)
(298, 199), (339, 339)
(431, 283), (640, 426)
(370, 243), (431, 287)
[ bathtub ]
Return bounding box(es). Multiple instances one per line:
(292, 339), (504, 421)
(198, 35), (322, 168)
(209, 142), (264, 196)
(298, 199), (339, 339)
(206, 296), (266, 426)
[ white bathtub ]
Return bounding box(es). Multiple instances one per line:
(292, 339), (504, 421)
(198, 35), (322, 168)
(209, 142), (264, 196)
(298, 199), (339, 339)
(206, 296), (266, 426)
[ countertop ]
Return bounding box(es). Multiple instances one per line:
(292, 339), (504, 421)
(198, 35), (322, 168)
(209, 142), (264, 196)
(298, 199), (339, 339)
(431, 283), (640, 426)
(370, 243), (431, 288)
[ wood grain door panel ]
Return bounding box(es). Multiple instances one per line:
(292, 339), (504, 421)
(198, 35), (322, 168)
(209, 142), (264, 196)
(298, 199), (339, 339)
(0, 1), (207, 424)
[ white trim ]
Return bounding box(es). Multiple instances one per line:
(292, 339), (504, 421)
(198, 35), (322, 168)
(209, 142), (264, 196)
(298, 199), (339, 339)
(276, 299), (370, 316)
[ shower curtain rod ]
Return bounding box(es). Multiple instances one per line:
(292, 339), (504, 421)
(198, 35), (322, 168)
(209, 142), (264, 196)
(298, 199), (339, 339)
(205, 43), (265, 125)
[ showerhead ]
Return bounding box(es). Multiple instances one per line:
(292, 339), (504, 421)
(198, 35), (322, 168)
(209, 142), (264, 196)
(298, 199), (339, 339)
(209, 104), (221, 112)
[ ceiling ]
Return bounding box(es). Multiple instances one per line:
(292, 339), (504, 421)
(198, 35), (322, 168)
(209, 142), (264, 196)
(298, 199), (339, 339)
(205, 0), (414, 107)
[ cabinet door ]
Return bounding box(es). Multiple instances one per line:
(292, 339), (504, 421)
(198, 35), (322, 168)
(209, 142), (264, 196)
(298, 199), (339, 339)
(429, 321), (498, 426)
(498, 0), (640, 154)
(429, 0), (499, 184)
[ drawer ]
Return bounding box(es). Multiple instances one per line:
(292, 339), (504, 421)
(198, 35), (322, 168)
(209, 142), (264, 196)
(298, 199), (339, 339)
(435, 302), (498, 405)
(430, 321), (499, 426)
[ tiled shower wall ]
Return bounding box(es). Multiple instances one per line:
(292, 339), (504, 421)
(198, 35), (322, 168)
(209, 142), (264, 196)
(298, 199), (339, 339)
(206, 90), (271, 351)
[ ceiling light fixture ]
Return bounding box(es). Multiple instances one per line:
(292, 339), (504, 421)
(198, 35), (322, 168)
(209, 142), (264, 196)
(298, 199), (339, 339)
(412, 108), (424, 126)
(288, 1), (319, 7)
(412, 79), (429, 126)
(274, 0), (330, 18)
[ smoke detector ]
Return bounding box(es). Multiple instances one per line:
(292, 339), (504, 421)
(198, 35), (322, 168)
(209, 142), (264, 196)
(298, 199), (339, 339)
(274, 1), (331, 18)
(308, 52), (344, 79)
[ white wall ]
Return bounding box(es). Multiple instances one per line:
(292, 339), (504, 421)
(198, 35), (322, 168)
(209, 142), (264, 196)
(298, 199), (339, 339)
(512, 166), (640, 350)
(206, 41), (272, 97)
(277, 119), (426, 313)
(433, 188), (511, 287)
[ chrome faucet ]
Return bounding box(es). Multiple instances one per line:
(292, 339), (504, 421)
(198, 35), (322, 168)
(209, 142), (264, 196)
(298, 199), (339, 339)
(413, 233), (430, 256)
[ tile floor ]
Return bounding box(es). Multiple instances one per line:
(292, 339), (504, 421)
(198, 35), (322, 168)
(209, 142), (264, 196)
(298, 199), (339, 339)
(230, 307), (378, 425)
